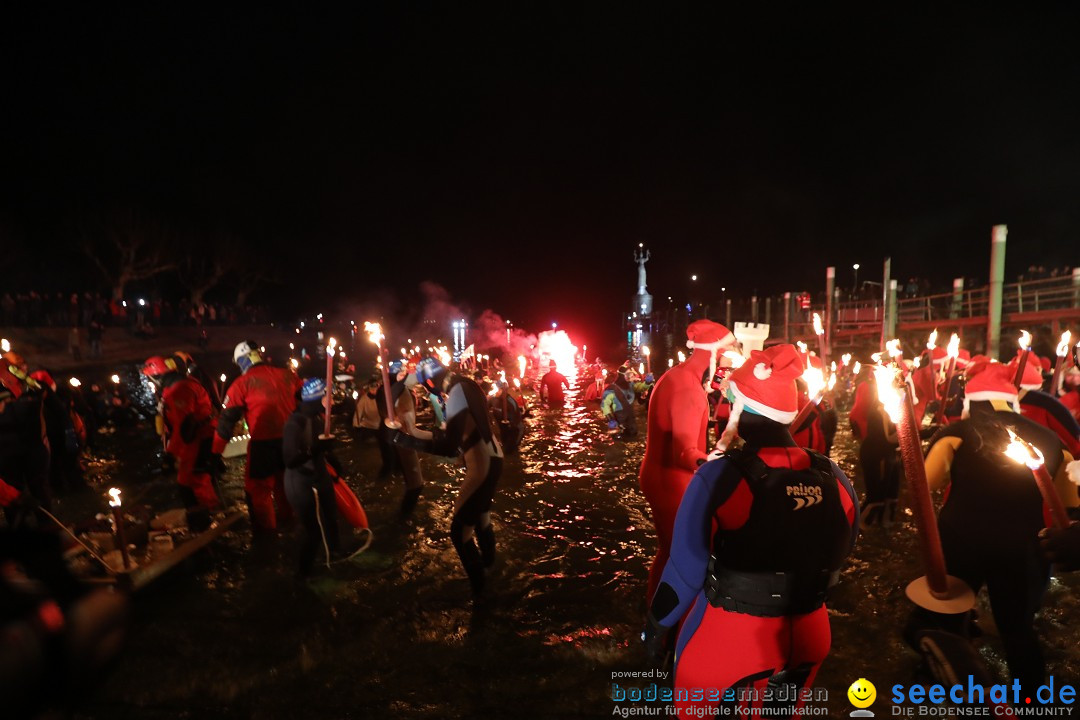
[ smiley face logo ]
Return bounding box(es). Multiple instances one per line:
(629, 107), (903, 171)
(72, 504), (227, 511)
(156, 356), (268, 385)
(847, 678), (876, 709)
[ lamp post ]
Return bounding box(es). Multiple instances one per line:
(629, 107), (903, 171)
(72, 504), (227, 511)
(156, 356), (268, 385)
(852, 263), (860, 295)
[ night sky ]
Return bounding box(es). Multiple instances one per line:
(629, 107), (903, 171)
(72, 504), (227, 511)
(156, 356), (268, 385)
(3, 5), (1079, 344)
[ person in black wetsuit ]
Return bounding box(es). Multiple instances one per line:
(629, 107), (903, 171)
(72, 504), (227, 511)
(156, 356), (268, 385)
(391, 357), (503, 594)
(377, 360), (425, 515)
(539, 361), (570, 407)
(282, 378), (343, 578)
(848, 368), (900, 526)
(489, 379), (525, 452)
(920, 363), (1078, 696)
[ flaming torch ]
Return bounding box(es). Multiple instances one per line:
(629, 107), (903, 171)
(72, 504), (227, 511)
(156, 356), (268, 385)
(1051, 331), (1072, 397)
(323, 337), (337, 437)
(0, 338), (9, 353)
(642, 345), (651, 375)
(1004, 428), (1071, 529)
(1013, 330), (1032, 390)
(789, 365), (827, 432)
(874, 364), (974, 612)
(365, 322), (398, 428)
(812, 312), (828, 368)
(935, 334), (960, 424)
(676, 351), (686, 364)
(517, 355), (527, 380)
(108, 488), (131, 570)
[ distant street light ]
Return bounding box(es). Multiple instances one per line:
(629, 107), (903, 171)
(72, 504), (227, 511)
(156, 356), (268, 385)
(691, 274), (698, 282)
(853, 263), (861, 293)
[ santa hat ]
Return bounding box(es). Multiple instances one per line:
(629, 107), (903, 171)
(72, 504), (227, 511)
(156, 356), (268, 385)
(717, 344), (805, 451)
(929, 346), (949, 366)
(1038, 355), (1052, 373)
(963, 363), (1019, 415)
(686, 319), (734, 352)
(686, 319), (735, 390)
(1006, 353), (1045, 391)
(953, 349), (972, 369)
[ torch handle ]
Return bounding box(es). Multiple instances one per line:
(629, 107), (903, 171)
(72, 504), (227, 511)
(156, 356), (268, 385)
(1013, 348), (1030, 390)
(789, 392), (822, 434)
(380, 347), (397, 425)
(897, 384), (950, 597)
(1051, 355), (1065, 398)
(1033, 464), (1071, 530)
(324, 347), (334, 437)
(113, 507), (131, 570)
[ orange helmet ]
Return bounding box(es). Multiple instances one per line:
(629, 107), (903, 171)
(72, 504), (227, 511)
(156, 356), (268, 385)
(142, 356), (178, 377)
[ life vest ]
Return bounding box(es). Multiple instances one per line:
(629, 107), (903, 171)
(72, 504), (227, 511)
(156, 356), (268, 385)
(707, 448), (850, 616)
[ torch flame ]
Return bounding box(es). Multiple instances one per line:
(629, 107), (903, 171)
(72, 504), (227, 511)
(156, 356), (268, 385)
(363, 322), (384, 349)
(517, 355), (526, 379)
(676, 351), (686, 364)
(110, 374), (120, 384)
(642, 345), (651, 357)
(639, 362), (645, 375)
(1057, 331), (1072, 358)
(667, 358), (674, 368)
(1004, 428), (1045, 470)
(927, 329), (938, 350)
(1018, 330), (1031, 351)
(886, 339), (903, 360)
(803, 367), (826, 399)
(827, 373), (837, 391)
(812, 313), (824, 336)
(0, 338), (9, 353)
(327, 337), (337, 356)
(437, 348), (451, 365)
(852, 361), (862, 375)
(513, 378), (521, 389)
(870, 352), (882, 364)
(913, 356), (922, 368)
(108, 487), (122, 508)
(947, 334), (960, 359)
(873, 364), (904, 424)
(841, 353), (852, 367)
(69, 377), (81, 388)
(796, 341), (808, 354)
(289, 358), (299, 370)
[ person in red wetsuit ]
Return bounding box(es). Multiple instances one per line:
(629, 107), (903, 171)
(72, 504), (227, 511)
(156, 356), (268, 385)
(213, 341), (302, 532)
(143, 356), (220, 530)
(911, 346), (948, 426)
(639, 319), (735, 601)
(644, 344), (858, 719)
(1061, 365), (1080, 424)
(1008, 351), (1080, 459)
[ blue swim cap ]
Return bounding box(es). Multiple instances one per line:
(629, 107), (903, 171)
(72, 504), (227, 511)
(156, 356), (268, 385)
(415, 357), (448, 394)
(300, 377), (326, 403)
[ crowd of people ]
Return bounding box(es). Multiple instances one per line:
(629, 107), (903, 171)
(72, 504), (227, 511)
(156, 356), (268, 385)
(0, 290), (268, 331)
(3, 320), (1080, 716)
(639, 320), (1080, 716)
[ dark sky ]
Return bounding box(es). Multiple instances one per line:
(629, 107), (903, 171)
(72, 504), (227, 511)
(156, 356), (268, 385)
(3, 5), (1079, 343)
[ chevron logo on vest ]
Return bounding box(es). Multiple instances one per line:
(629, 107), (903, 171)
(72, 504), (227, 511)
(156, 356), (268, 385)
(787, 482), (823, 510)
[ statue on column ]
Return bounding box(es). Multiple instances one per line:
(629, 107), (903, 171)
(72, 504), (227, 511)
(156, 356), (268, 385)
(634, 246), (650, 294)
